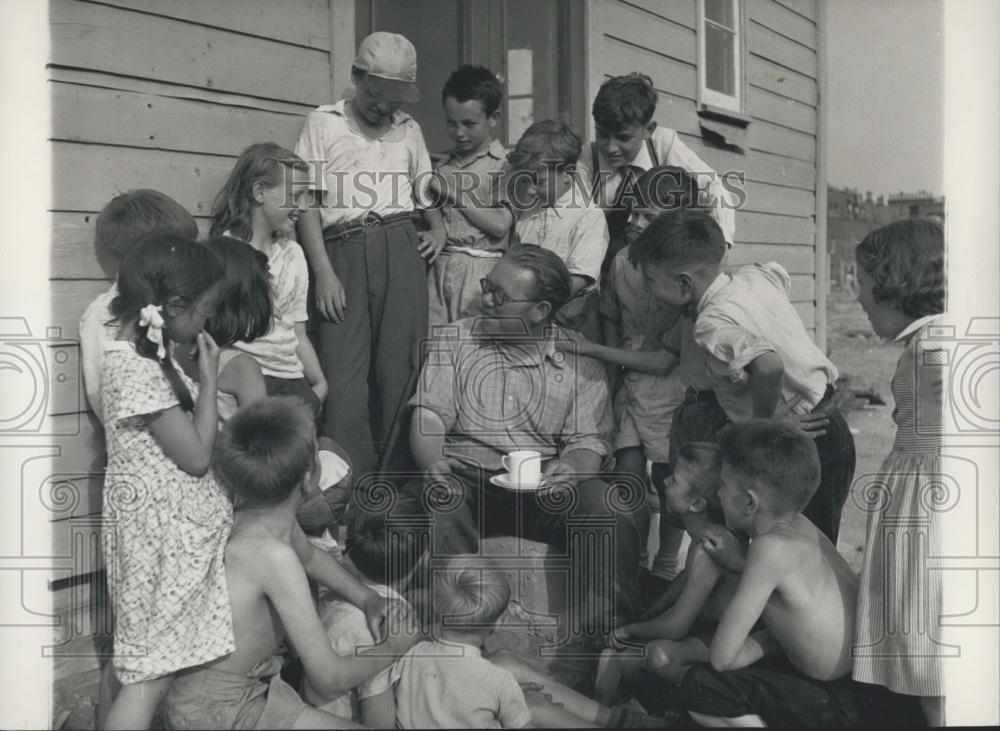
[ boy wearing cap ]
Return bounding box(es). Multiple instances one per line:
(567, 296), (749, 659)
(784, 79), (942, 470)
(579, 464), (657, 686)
(295, 32), (446, 482)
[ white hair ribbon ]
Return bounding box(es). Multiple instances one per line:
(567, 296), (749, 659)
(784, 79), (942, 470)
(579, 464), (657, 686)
(138, 304), (166, 359)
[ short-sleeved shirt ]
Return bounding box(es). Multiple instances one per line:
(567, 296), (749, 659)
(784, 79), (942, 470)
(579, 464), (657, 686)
(293, 99), (434, 227)
(576, 125), (736, 246)
(694, 263), (837, 421)
(600, 245), (680, 348)
(391, 640), (531, 729)
(232, 236), (308, 378)
(410, 319), (613, 472)
(79, 283), (119, 422)
(303, 582), (404, 722)
(662, 315), (716, 392)
(437, 139), (509, 251)
(514, 183), (609, 289)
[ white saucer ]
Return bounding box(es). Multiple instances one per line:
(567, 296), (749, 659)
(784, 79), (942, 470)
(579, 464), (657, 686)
(490, 474), (541, 492)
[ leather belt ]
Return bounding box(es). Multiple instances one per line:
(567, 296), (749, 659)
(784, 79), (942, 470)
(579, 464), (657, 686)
(322, 211), (417, 242)
(683, 387), (717, 405)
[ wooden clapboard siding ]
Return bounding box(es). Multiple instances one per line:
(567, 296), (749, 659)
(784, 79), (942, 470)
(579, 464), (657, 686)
(48, 0), (337, 589)
(588, 0), (822, 334)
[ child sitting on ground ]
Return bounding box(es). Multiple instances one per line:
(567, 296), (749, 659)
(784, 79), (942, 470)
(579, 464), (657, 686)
(427, 65), (513, 325)
(593, 442), (742, 705)
(648, 420), (922, 727)
(628, 209), (856, 546)
(303, 498), (427, 728)
(163, 398), (417, 730)
(507, 117), (609, 339)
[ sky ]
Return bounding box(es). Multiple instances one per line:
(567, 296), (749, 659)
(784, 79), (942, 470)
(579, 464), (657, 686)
(825, 0), (944, 197)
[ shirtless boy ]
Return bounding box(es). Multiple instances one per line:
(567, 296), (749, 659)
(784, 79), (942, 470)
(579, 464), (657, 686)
(163, 398), (418, 730)
(648, 420), (921, 727)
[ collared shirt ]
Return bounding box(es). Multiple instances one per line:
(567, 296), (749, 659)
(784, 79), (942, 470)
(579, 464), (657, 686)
(662, 314), (717, 392)
(79, 282), (120, 422)
(514, 182), (609, 288)
(410, 319), (612, 471)
(693, 262), (837, 420)
(892, 313), (943, 343)
(576, 126), (736, 246)
(391, 640), (531, 729)
(437, 138), (509, 251)
(294, 99), (434, 228)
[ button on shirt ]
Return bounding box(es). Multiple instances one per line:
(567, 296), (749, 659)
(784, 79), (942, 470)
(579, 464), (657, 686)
(411, 319), (612, 471)
(576, 126), (736, 246)
(515, 183), (609, 289)
(294, 99), (434, 228)
(437, 139), (509, 252)
(693, 262), (837, 421)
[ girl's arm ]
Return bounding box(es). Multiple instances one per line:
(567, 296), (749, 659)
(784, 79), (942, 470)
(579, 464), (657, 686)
(147, 332), (219, 476)
(293, 322), (327, 403)
(360, 689), (397, 729)
(217, 352), (267, 409)
(557, 333), (678, 377)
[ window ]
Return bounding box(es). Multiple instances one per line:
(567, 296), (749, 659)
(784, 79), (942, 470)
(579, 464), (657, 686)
(698, 0), (744, 114)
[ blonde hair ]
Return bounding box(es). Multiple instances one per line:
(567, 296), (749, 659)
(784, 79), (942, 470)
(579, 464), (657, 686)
(431, 559), (510, 633)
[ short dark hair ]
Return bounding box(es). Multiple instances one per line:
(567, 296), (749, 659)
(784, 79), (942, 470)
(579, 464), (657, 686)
(718, 420), (820, 515)
(345, 495), (427, 585)
(214, 397), (316, 506)
(634, 165), (703, 212)
(432, 558), (510, 632)
(203, 236), (273, 347)
(592, 73), (658, 132)
(855, 219), (944, 318)
(676, 442), (724, 523)
(506, 117), (582, 170)
(629, 209), (726, 269)
(442, 64), (503, 116)
(503, 244), (572, 313)
(96, 190), (198, 268)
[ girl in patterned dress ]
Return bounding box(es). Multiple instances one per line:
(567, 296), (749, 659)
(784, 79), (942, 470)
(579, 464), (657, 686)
(101, 235), (232, 729)
(852, 219), (946, 725)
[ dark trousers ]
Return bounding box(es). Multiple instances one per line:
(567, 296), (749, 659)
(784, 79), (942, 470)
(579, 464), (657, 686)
(667, 396), (856, 545)
(674, 657), (924, 727)
(263, 375), (322, 422)
(406, 464), (644, 635)
(319, 220), (427, 482)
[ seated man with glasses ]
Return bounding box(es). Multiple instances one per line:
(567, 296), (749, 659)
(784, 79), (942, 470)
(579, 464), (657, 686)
(402, 243), (645, 638)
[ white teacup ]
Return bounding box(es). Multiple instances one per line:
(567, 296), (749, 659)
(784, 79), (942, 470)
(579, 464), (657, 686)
(501, 450), (542, 488)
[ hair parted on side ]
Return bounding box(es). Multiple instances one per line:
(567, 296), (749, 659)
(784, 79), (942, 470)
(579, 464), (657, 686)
(855, 218), (945, 318)
(345, 494), (427, 586)
(203, 236), (273, 347)
(431, 558), (510, 632)
(503, 244), (572, 313)
(96, 189), (198, 267)
(628, 208), (727, 269)
(210, 142), (309, 242)
(506, 116), (583, 171)
(718, 420), (820, 515)
(214, 397), (317, 505)
(676, 441), (724, 522)
(110, 234), (222, 412)
(442, 64), (503, 116)
(592, 73), (658, 131)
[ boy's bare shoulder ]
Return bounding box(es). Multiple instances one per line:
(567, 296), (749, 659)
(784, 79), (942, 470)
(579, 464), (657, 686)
(227, 523), (299, 576)
(686, 539), (724, 577)
(746, 525), (808, 570)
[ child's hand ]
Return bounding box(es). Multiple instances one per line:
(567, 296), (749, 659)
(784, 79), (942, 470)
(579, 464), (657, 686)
(780, 408), (830, 439)
(417, 230), (446, 264)
(315, 271), (347, 323)
(310, 378), (328, 404)
(384, 600), (420, 653)
(195, 331), (220, 385)
(608, 624), (634, 651)
(701, 526), (746, 573)
(363, 593), (391, 643)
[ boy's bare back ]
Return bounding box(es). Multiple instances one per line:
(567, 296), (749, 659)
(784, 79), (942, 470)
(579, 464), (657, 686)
(746, 515), (858, 681)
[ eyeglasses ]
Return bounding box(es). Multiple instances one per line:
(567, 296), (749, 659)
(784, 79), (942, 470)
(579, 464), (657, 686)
(479, 277), (537, 307)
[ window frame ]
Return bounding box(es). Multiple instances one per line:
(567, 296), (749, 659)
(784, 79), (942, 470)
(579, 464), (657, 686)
(697, 0), (747, 116)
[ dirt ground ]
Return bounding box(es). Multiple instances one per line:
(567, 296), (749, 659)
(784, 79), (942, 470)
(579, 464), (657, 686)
(51, 288), (903, 729)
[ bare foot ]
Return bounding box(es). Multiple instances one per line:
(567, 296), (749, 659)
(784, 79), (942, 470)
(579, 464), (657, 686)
(594, 648), (623, 706)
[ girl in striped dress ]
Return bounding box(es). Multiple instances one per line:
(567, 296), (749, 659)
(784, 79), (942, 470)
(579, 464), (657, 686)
(852, 219), (946, 725)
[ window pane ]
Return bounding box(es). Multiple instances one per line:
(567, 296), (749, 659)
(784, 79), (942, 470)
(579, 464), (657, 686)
(705, 0), (733, 28)
(705, 24), (736, 96)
